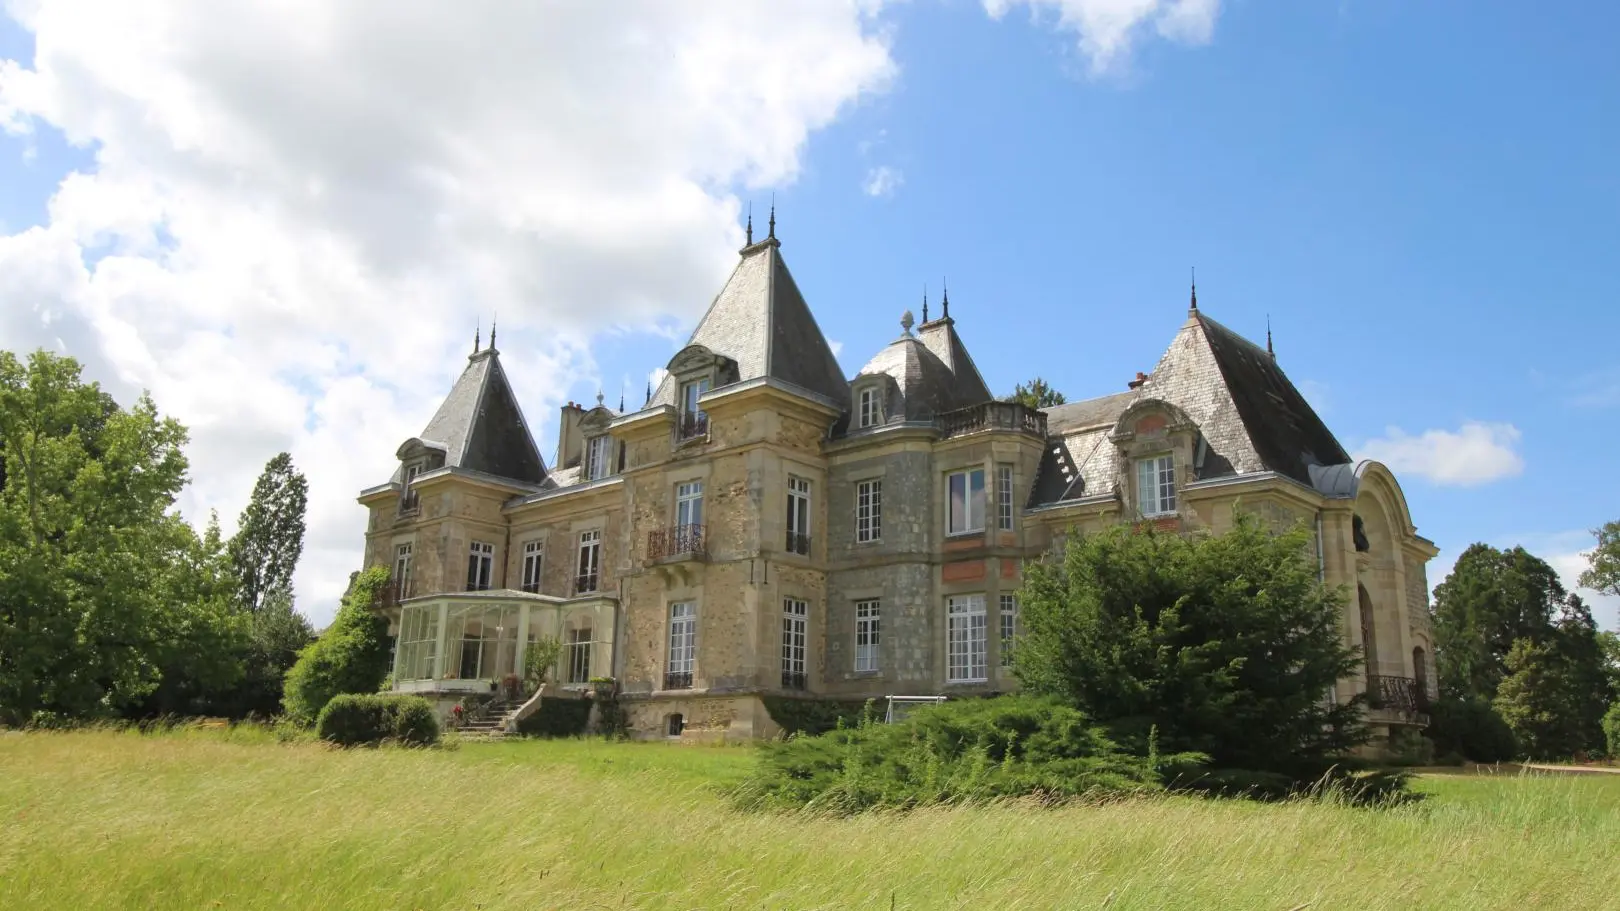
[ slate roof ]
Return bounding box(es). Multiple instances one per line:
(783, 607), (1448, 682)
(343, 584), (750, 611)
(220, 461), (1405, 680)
(651, 238), (850, 409)
(1027, 308), (1350, 507)
(401, 348), (548, 486)
(1192, 312), (1350, 485)
(915, 316), (993, 406)
(853, 333), (987, 423)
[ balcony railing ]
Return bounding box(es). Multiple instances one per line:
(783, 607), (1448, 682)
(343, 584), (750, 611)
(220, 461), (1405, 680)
(664, 671), (693, 690)
(372, 578), (411, 610)
(937, 401), (1047, 440)
(781, 671), (807, 691)
(1366, 674), (1429, 720)
(649, 524), (706, 561)
(785, 531), (812, 557)
(678, 412), (709, 441)
(574, 572), (600, 595)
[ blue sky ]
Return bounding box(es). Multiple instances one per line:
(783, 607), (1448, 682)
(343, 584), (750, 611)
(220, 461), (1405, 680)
(1, 1), (1615, 625)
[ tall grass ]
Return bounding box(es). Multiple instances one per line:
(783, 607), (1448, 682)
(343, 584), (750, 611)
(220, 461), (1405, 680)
(1, 729), (1616, 910)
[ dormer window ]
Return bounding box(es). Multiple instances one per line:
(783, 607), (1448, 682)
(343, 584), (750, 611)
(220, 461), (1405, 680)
(679, 377), (710, 440)
(857, 386), (882, 428)
(1136, 454), (1176, 517)
(400, 462), (422, 513)
(585, 434), (613, 481)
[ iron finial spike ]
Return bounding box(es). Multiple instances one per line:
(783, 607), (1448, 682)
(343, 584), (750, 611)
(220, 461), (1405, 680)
(645, 381), (652, 406)
(1267, 315), (1275, 358)
(941, 276), (950, 320)
(768, 193), (776, 240)
(746, 202), (753, 245)
(474, 317), (481, 354)
(922, 283), (929, 324)
(489, 312), (497, 351)
(1190, 266), (1198, 311)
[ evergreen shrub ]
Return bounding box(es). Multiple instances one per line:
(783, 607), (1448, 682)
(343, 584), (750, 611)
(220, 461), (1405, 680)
(315, 694), (439, 747)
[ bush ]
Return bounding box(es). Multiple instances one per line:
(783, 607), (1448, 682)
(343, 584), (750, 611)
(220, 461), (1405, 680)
(1425, 696), (1518, 763)
(515, 697), (591, 738)
(734, 695), (1190, 813)
(762, 696), (873, 737)
(1166, 757), (1416, 807)
(1604, 702), (1620, 759)
(315, 694), (439, 747)
(283, 568), (392, 725)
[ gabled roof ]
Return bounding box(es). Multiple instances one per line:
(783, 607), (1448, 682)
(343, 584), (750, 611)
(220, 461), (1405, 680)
(652, 237), (849, 409)
(403, 348), (548, 485)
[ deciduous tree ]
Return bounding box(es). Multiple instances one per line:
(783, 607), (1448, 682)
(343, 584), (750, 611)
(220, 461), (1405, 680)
(228, 452), (308, 615)
(1578, 520), (1620, 598)
(1007, 377), (1066, 410)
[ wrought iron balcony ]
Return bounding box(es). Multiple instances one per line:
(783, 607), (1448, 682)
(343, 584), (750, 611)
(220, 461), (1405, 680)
(938, 401), (1047, 440)
(649, 524), (706, 561)
(678, 411), (709, 441)
(785, 531), (812, 557)
(1366, 674), (1429, 722)
(664, 671), (693, 690)
(574, 572), (600, 595)
(781, 671), (807, 691)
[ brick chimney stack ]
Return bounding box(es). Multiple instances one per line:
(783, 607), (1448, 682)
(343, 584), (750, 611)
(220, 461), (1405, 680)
(1127, 372), (1148, 390)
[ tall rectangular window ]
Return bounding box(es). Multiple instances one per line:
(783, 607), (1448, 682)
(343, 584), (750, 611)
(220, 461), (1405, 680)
(857, 387), (881, 428)
(520, 540), (544, 593)
(999, 594), (1019, 668)
(667, 602), (695, 688)
(585, 435), (613, 481)
(576, 530), (601, 593)
(855, 479), (882, 544)
(947, 594), (988, 683)
(680, 378), (710, 439)
(566, 626), (592, 684)
(393, 543), (413, 598)
(854, 599), (880, 673)
(676, 480), (704, 527)
(782, 598), (808, 689)
(947, 468), (986, 535)
(400, 463), (422, 512)
(997, 464), (1015, 531)
(786, 476), (811, 555)
(465, 541), (494, 591)
(1137, 454), (1176, 517)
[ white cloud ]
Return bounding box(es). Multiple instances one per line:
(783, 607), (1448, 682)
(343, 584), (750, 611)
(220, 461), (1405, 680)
(0, 0), (897, 623)
(1355, 422), (1525, 487)
(982, 0), (1221, 74)
(861, 165), (903, 197)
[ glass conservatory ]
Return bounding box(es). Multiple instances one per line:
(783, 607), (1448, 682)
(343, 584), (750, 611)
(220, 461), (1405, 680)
(390, 591), (616, 695)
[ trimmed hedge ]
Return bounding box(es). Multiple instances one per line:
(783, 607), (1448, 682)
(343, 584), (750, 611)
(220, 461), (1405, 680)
(316, 694), (440, 747)
(761, 695), (874, 737)
(515, 697), (592, 738)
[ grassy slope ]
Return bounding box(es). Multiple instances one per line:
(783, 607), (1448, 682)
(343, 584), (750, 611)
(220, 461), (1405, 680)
(2, 730), (1616, 910)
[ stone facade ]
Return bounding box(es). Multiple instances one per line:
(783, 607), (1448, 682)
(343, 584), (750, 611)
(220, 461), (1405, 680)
(357, 240), (1440, 743)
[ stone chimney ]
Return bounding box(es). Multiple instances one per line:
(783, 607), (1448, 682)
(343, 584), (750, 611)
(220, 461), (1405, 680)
(555, 401), (588, 469)
(1127, 371), (1148, 390)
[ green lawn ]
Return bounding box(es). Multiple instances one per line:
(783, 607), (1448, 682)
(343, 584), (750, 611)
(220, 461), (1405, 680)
(2, 729), (1616, 910)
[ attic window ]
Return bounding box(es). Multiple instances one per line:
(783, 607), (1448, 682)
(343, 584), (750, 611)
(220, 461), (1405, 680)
(679, 377), (710, 440)
(585, 435), (614, 481)
(857, 386), (882, 428)
(400, 462), (422, 513)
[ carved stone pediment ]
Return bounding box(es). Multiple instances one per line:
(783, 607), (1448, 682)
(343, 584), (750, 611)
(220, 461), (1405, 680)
(666, 344), (738, 385)
(1109, 398), (1196, 445)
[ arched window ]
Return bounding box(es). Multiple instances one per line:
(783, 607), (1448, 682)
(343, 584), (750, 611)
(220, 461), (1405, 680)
(1358, 584), (1379, 676)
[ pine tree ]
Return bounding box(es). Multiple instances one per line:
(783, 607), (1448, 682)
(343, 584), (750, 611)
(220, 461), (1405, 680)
(1007, 377), (1066, 410)
(228, 452), (308, 614)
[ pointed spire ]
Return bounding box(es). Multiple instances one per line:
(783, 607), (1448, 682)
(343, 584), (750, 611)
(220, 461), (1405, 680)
(473, 317), (481, 354)
(1266, 315), (1275, 359)
(618, 382), (625, 413)
(489, 313), (497, 351)
(645, 380), (652, 406)
(941, 276), (950, 320)
(922, 284), (929, 324)
(745, 202), (753, 246)
(1190, 267), (1198, 312)
(767, 193), (776, 240)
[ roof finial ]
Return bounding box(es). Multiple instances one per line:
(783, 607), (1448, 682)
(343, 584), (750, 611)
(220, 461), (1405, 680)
(767, 193), (776, 240)
(745, 202), (753, 245)
(901, 309), (915, 336)
(489, 312), (497, 351)
(619, 382), (625, 413)
(596, 388), (604, 408)
(1190, 267), (1198, 312)
(941, 276), (950, 320)
(922, 284), (929, 323)
(474, 317), (481, 354)
(645, 380), (652, 406)
(1266, 315), (1275, 359)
